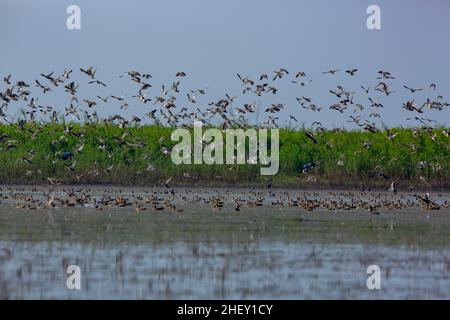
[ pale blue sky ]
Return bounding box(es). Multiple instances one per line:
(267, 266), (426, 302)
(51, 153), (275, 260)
(1, 0), (449, 128)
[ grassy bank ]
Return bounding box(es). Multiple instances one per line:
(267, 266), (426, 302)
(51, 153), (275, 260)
(0, 122), (448, 189)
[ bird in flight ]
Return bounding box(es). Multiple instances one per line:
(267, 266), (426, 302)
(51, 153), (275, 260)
(345, 69), (358, 76)
(403, 85), (422, 93)
(322, 69), (340, 75)
(80, 66), (97, 79)
(272, 68), (289, 81)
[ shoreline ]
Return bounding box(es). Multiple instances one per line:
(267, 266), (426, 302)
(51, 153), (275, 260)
(0, 182), (450, 193)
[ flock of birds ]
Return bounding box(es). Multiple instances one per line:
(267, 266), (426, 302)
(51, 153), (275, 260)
(1, 66), (449, 129)
(0, 67), (449, 212)
(1, 186), (446, 214)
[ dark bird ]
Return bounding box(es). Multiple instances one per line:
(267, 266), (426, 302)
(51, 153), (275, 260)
(64, 81), (79, 95)
(322, 69), (340, 75)
(305, 131), (317, 144)
(360, 85), (370, 94)
(80, 66), (96, 79)
(35, 80), (51, 93)
(89, 79), (107, 87)
(403, 85), (422, 93)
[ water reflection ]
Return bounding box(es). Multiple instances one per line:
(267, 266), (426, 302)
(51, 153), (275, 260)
(0, 241), (449, 299)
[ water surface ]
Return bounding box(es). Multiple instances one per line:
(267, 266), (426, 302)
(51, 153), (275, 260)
(0, 187), (449, 299)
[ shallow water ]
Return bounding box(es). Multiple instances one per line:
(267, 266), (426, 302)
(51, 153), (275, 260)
(0, 186), (449, 299)
(1, 241), (449, 299)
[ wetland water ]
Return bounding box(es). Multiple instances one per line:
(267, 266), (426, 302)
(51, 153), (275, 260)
(0, 186), (449, 299)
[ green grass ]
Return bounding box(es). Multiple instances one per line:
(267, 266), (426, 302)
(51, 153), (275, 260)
(0, 122), (448, 188)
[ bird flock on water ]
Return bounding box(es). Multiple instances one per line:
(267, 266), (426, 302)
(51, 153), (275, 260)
(2, 186), (447, 213)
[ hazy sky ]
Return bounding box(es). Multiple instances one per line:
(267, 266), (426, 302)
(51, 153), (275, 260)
(1, 0), (449, 128)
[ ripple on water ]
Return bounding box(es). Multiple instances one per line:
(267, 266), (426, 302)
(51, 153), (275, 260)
(0, 241), (449, 299)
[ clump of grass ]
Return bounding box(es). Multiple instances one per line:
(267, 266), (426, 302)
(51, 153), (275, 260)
(0, 122), (448, 189)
